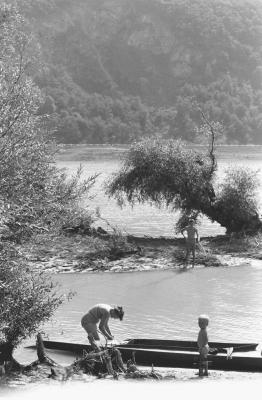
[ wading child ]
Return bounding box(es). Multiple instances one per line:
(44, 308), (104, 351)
(197, 314), (209, 376)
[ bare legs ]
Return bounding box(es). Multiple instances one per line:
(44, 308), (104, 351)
(198, 357), (208, 377)
(88, 333), (101, 351)
(185, 244), (195, 268)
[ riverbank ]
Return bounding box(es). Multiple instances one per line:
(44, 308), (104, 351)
(19, 230), (262, 274)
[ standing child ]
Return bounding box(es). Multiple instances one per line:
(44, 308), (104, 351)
(197, 314), (209, 376)
(181, 219), (199, 268)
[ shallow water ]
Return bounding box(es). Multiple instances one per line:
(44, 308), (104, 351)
(35, 262), (262, 348)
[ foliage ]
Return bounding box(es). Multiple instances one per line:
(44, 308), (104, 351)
(107, 138), (215, 210)
(0, 244), (64, 350)
(0, 4), (96, 241)
(14, 0), (262, 144)
(107, 137), (262, 233)
(213, 167), (261, 233)
(0, 4), (83, 358)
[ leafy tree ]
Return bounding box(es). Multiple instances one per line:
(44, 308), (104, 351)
(106, 136), (262, 233)
(0, 244), (65, 364)
(0, 3), (95, 241)
(0, 3), (86, 366)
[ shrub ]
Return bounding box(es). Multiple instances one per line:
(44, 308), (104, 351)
(0, 243), (65, 360)
(214, 167), (261, 233)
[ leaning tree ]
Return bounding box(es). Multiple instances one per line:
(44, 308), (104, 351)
(106, 133), (261, 234)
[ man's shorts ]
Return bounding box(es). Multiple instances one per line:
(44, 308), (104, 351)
(81, 318), (99, 341)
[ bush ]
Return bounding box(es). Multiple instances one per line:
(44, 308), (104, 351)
(0, 243), (65, 360)
(214, 167), (261, 233)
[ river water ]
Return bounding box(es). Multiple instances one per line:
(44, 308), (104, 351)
(44, 263), (262, 346)
(30, 154), (262, 348)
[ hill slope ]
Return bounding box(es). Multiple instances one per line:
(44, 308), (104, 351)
(19, 0), (262, 144)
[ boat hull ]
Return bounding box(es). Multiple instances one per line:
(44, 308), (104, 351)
(117, 347), (262, 372)
(120, 339), (258, 353)
(40, 340), (262, 373)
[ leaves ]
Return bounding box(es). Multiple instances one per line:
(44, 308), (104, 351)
(0, 243), (64, 348)
(0, 4), (96, 242)
(107, 137), (215, 210)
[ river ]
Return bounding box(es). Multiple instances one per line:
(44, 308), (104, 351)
(30, 154), (262, 348)
(42, 263), (262, 346)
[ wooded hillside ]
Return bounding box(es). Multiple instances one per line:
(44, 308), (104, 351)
(17, 0), (262, 144)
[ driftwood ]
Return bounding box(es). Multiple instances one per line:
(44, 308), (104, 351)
(0, 333), (166, 382)
(30, 333), (128, 380)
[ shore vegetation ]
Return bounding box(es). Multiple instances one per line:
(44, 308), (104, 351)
(0, 2), (96, 370)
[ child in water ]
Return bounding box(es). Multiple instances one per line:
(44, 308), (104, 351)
(197, 314), (209, 376)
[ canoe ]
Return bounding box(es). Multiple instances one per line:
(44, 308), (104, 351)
(41, 338), (258, 354)
(38, 339), (262, 372)
(119, 338), (258, 353)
